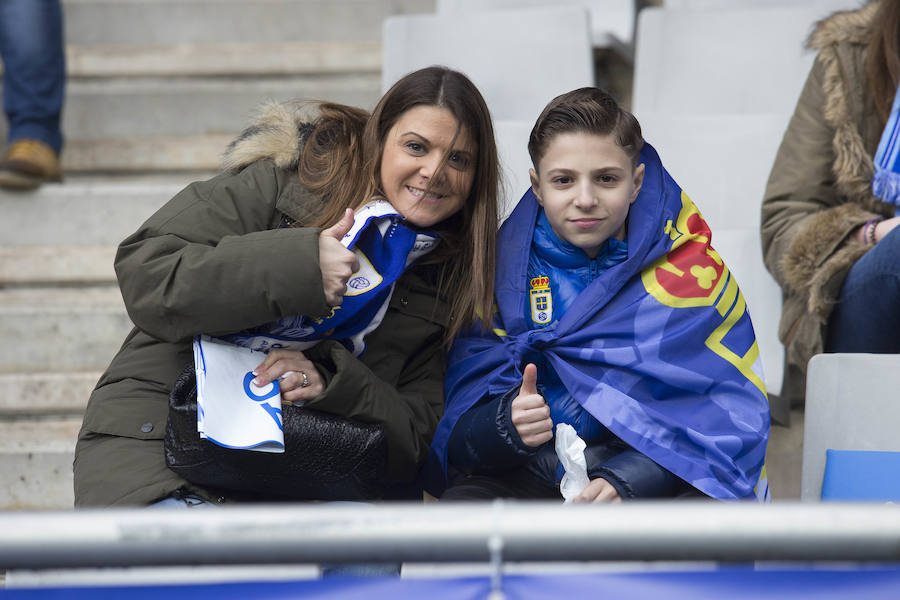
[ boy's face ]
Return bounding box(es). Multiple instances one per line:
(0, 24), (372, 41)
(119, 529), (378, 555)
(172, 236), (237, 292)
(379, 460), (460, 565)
(530, 132), (644, 258)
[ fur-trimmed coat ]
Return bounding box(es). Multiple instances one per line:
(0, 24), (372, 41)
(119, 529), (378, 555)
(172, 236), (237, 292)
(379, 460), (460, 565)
(73, 104), (449, 505)
(761, 2), (890, 407)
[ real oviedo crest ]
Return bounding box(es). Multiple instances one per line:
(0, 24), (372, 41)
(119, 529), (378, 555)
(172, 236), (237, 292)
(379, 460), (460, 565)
(530, 275), (553, 325)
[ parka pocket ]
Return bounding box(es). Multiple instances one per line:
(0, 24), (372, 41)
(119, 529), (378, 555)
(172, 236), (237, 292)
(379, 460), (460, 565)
(80, 389), (170, 441)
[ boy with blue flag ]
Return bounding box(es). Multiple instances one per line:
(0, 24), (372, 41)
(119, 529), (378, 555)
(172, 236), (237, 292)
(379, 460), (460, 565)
(422, 88), (770, 502)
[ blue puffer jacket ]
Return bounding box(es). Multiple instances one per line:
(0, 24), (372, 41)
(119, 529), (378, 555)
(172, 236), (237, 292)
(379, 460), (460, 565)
(447, 210), (688, 499)
(525, 210), (626, 443)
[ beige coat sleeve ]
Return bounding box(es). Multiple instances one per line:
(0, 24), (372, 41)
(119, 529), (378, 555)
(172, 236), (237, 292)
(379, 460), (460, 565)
(761, 57), (874, 295)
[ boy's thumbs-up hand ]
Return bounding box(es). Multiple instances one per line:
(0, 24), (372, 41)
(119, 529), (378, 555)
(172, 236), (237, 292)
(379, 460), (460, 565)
(510, 363), (553, 447)
(318, 208), (360, 306)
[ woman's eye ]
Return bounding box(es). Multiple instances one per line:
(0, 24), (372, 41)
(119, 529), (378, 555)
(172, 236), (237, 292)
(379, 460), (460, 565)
(448, 152), (470, 169)
(405, 141), (425, 154)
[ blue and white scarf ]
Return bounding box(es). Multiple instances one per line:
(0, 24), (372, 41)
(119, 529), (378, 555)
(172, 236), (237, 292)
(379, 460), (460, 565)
(220, 199), (439, 356)
(421, 143), (770, 501)
(873, 82), (900, 215)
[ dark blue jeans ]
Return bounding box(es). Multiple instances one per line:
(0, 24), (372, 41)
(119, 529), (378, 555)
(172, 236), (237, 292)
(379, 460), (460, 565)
(0, 0), (65, 153)
(825, 224), (900, 353)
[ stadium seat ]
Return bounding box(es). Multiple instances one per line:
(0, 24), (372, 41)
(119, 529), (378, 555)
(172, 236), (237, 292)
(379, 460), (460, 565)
(801, 354), (900, 500)
(632, 5), (837, 116)
(382, 6), (594, 123)
(435, 0), (635, 55)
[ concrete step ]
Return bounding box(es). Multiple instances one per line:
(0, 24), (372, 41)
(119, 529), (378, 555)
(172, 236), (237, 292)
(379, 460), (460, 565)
(59, 75), (381, 139)
(62, 134), (230, 172)
(65, 40), (381, 77)
(0, 286), (130, 374)
(766, 409), (803, 501)
(0, 246), (115, 285)
(0, 417), (79, 510)
(0, 372), (96, 417)
(63, 0), (434, 46)
(0, 74), (378, 172)
(0, 178), (188, 246)
(1, 177), (193, 284)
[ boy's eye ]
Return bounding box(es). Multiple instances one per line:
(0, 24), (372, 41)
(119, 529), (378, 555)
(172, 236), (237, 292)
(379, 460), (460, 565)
(597, 174), (617, 184)
(552, 176), (573, 185)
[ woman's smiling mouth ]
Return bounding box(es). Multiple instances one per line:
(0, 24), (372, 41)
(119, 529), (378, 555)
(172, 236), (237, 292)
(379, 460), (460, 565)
(407, 185), (445, 200)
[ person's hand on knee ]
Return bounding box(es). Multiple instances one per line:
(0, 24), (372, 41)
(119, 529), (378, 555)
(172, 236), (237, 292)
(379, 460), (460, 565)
(573, 478), (621, 503)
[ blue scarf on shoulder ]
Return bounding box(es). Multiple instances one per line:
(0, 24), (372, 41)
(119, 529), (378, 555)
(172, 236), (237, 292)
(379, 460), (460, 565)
(421, 143), (770, 500)
(873, 81), (900, 215)
(220, 199), (438, 356)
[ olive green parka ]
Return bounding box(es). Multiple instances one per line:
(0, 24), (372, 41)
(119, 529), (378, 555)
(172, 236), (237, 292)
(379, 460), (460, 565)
(74, 104), (449, 506)
(761, 2), (891, 408)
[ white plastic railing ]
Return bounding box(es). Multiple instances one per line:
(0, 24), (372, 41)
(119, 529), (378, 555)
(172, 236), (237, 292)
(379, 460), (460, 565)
(2, 501), (900, 569)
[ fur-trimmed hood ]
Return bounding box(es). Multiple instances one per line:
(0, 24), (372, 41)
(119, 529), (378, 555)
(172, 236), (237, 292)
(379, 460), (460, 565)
(221, 102), (320, 173)
(806, 1), (880, 209)
(776, 3), (886, 324)
(808, 1), (877, 51)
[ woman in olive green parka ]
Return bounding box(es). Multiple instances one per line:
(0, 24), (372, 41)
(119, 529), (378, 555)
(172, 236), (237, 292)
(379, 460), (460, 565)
(74, 67), (500, 506)
(761, 1), (900, 410)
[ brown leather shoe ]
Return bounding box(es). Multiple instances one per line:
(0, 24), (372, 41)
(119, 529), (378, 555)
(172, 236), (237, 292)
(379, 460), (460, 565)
(0, 139), (63, 190)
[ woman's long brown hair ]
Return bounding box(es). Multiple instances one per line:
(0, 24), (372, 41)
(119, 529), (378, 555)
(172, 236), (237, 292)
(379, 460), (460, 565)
(867, 0), (900, 125)
(297, 66), (499, 342)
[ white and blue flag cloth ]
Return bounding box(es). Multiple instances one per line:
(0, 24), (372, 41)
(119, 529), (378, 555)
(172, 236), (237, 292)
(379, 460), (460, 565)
(220, 198), (439, 356)
(194, 198), (438, 451)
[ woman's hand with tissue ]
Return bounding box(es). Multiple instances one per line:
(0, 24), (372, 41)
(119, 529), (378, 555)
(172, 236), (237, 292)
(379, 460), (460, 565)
(511, 363), (553, 447)
(574, 478), (622, 503)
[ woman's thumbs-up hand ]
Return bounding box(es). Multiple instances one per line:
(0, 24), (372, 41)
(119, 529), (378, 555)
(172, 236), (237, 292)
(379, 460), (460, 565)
(318, 208), (360, 306)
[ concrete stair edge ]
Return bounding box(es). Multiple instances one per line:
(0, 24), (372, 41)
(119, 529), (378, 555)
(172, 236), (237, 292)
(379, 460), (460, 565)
(0, 372), (97, 416)
(67, 41), (382, 77)
(0, 418), (80, 511)
(0, 246), (117, 284)
(0, 286), (131, 373)
(61, 134), (233, 172)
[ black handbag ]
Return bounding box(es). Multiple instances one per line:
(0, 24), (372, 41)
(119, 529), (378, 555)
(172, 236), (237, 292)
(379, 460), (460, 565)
(164, 364), (387, 500)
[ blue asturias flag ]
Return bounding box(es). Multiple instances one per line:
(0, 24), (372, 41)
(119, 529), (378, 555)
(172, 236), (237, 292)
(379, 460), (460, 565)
(422, 143), (770, 501)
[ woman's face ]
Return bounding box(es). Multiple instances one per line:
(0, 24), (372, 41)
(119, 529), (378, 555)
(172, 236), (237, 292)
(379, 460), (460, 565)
(379, 105), (477, 228)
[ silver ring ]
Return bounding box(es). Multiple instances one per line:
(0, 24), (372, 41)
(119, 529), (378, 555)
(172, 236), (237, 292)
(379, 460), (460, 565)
(300, 371), (310, 388)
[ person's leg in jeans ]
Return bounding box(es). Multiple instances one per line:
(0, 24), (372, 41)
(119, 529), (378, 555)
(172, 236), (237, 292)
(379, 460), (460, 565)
(826, 225), (900, 353)
(0, 0), (64, 188)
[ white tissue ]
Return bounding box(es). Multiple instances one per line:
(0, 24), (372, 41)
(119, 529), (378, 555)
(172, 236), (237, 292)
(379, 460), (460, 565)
(555, 423), (590, 503)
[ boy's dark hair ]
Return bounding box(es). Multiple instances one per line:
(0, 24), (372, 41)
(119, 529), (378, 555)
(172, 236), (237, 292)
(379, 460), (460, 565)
(528, 87), (643, 169)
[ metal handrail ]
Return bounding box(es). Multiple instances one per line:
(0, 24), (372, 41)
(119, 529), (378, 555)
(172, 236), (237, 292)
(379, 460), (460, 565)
(2, 501), (899, 569)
